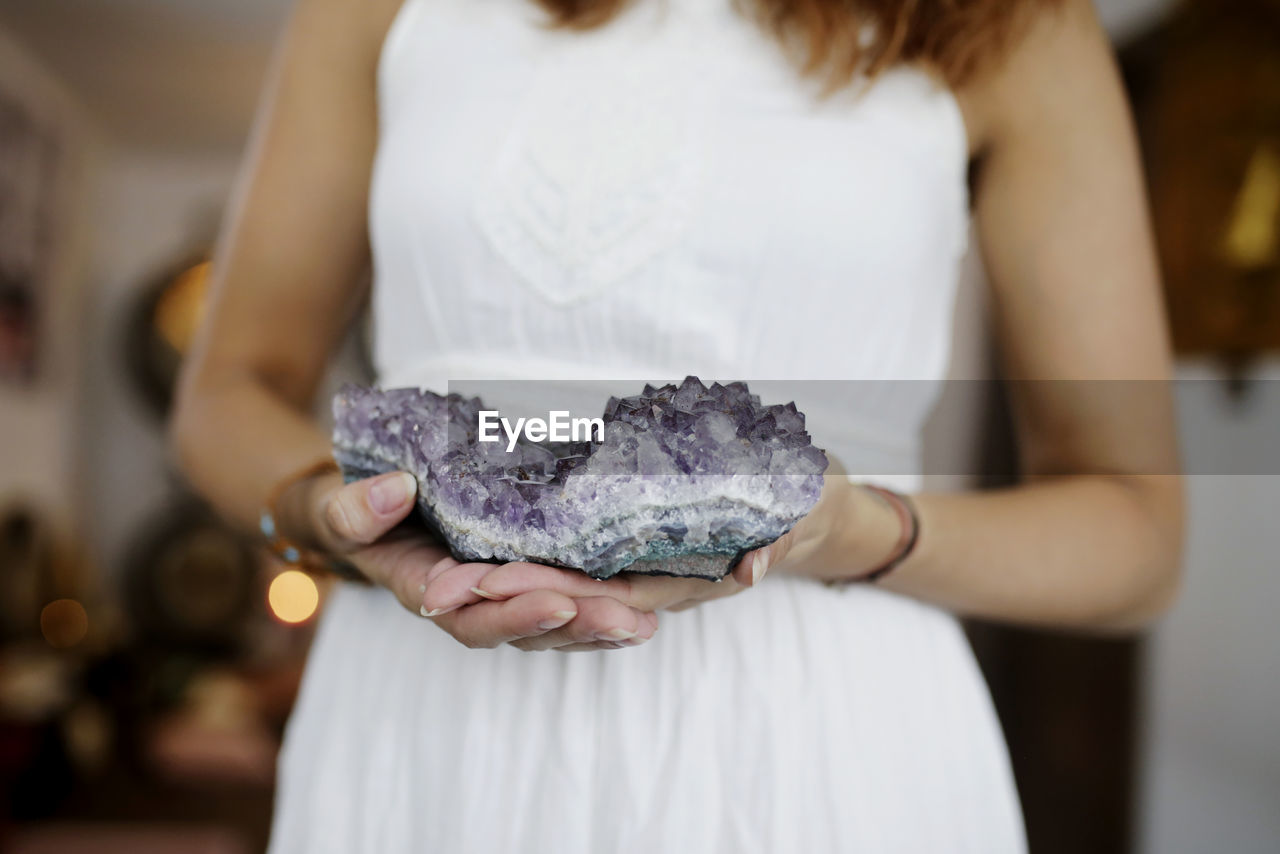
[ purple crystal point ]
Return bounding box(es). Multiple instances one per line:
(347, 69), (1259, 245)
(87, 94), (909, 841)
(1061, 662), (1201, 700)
(331, 376), (828, 580)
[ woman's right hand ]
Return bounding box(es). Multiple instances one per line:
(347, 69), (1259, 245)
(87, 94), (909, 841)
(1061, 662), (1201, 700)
(299, 470), (659, 651)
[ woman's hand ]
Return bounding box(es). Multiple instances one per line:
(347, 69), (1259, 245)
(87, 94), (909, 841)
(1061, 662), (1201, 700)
(419, 472), (907, 638)
(420, 539), (778, 643)
(295, 470), (659, 651)
(751, 472), (904, 585)
(420, 557), (752, 649)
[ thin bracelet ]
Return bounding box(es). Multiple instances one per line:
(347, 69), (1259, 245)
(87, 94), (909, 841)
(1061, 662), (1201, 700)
(851, 484), (920, 583)
(260, 457), (367, 583)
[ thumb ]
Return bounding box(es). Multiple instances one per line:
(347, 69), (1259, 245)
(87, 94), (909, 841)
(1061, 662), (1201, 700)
(732, 534), (785, 587)
(319, 471), (418, 551)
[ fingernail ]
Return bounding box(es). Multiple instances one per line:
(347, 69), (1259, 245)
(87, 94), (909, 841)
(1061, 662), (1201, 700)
(752, 549), (770, 585)
(371, 472), (417, 515)
(537, 610), (577, 630)
(596, 627), (637, 642)
(470, 586), (504, 600)
(421, 604), (460, 618)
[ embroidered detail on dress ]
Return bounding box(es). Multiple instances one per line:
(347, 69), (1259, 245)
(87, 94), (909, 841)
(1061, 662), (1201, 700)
(474, 30), (705, 305)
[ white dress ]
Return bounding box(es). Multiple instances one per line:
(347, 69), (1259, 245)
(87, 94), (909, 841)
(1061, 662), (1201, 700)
(269, 0), (1026, 851)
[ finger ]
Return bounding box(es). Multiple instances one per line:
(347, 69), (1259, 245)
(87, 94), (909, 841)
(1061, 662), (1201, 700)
(731, 538), (783, 587)
(543, 610), (659, 651)
(423, 555), (462, 585)
(319, 472), (418, 552)
(610, 572), (734, 612)
(352, 541), (452, 614)
(551, 641), (629, 652)
(508, 596), (655, 651)
(659, 577), (741, 611)
(469, 562), (623, 602)
(420, 560), (506, 616)
(473, 563), (716, 612)
(769, 530), (796, 566)
(432, 589), (580, 649)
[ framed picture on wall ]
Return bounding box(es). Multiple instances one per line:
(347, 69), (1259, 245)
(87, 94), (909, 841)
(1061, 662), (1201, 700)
(0, 88), (62, 386)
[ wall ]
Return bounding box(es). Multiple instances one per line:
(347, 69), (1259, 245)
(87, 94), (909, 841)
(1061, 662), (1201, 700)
(81, 148), (242, 580)
(0, 28), (91, 541)
(1138, 359), (1280, 854)
(79, 145), (368, 582)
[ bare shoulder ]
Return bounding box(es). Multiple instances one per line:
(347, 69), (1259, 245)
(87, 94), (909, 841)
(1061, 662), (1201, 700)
(283, 0), (407, 70)
(952, 0), (1118, 160)
(943, 0), (1170, 384)
(369, 0), (411, 56)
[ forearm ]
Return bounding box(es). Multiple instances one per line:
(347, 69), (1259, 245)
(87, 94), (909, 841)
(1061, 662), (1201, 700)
(821, 475), (1184, 632)
(171, 367), (334, 536)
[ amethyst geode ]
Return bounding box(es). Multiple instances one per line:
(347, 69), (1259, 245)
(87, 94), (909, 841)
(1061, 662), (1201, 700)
(331, 377), (828, 580)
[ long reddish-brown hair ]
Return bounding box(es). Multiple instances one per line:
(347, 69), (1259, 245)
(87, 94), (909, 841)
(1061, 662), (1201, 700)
(533, 0), (1061, 89)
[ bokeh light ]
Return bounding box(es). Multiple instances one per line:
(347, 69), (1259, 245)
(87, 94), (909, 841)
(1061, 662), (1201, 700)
(154, 260), (210, 354)
(267, 570), (319, 625)
(40, 599), (89, 648)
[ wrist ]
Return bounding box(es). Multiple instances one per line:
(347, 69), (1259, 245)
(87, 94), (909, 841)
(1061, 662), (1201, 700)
(281, 469), (345, 552)
(856, 485), (920, 582)
(262, 457), (344, 554)
(261, 460), (369, 584)
(850, 484), (908, 576)
(821, 482), (917, 584)
(799, 479), (895, 582)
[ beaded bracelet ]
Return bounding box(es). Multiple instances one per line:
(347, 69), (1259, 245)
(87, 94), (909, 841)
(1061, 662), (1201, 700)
(260, 458), (367, 583)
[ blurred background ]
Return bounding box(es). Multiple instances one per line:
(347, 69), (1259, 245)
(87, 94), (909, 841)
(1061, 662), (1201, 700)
(0, 0), (1276, 852)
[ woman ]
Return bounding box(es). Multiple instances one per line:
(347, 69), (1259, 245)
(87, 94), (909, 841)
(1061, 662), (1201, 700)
(172, 0), (1184, 850)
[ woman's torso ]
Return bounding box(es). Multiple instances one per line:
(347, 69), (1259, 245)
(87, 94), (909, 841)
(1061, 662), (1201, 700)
(267, 4), (1025, 852)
